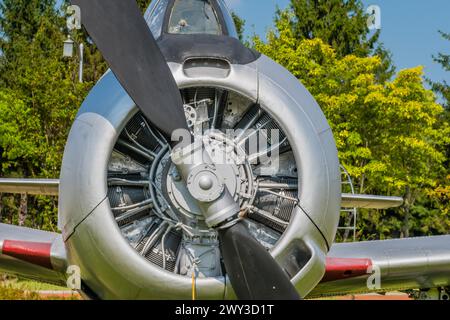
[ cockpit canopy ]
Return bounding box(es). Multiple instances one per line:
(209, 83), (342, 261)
(145, 0), (238, 40)
(168, 0), (221, 35)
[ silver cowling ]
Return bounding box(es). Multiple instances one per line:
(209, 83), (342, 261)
(58, 54), (341, 299)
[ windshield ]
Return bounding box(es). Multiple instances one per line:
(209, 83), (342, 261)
(144, 0), (170, 39)
(216, 0), (238, 38)
(168, 0), (222, 35)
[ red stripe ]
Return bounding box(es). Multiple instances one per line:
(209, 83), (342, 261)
(2, 240), (53, 270)
(321, 257), (372, 283)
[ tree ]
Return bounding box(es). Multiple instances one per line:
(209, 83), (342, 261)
(427, 31), (450, 233)
(136, 0), (152, 13)
(430, 31), (450, 108)
(0, 0), (62, 87)
(59, 1), (109, 84)
(58, 0), (153, 83)
(269, 0), (395, 80)
(287, 0), (378, 57)
(0, 0), (155, 230)
(0, 193), (3, 222)
(0, 0), (88, 230)
(254, 22), (449, 239)
(1, 0), (88, 176)
(232, 12), (245, 42)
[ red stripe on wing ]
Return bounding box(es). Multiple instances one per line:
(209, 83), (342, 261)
(2, 240), (53, 270)
(321, 257), (372, 283)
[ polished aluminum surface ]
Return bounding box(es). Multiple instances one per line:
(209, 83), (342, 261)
(341, 194), (404, 209)
(57, 53), (339, 299)
(0, 223), (66, 286)
(310, 235), (450, 298)
(256, 54), (341, 247)
(1, 178), (399, 212)
(0, 3), (436, 298)
(0, 179), (398, 210)
(0, 179), (59, 196)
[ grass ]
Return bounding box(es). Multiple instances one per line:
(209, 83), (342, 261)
(0, 275), (80, 300)
(0, 285), (43, 300)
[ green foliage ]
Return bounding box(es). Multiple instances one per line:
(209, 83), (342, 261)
(427, 31), (450, 234)
(0, 285), (42, 300)
(287, 0), (378, 57)
(255, 21), (450, 239)
(0, 279), (80, 300)
(0, 0), (91, 230)
(0, 0), (156, 230)
(0, 0), (61, 87)
(59, 1), (109, 84)
(272, 0), (395, 79)
(136, 0), (152, 13)
(0, 0), (448, 242)
(0, 58), (88, 177)
(232, 11), (245, 42)
(1, 275), (68, 291)
(0, 0), (156, 231)
(430, 31), (450, 108)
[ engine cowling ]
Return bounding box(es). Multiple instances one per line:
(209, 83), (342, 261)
(58, 55), (341, 299)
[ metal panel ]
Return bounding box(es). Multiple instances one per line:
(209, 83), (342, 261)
(0, 179), (59, 196)
(256, 54), (341, 247)
(341, 194), (404, 209)
(0, 224), (67, 286)
(310, 235), (450, 298)
(58, 58), (331, 299)
(66, 199), (227, 300)
(58, 71), (136, 237)
(0, 178), (400, 210)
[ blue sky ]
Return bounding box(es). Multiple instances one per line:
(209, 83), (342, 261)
(13, 0), (450, 86)
(225, 0), (450, 85)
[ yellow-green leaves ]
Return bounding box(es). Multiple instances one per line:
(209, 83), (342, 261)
(255, 22), (449, 238)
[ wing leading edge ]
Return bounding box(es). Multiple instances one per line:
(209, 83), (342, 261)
(0, 179), (403, 209)
(341, 194), (404, 209)
(0, 223), (67, 286)
(0, 179), (59, 196)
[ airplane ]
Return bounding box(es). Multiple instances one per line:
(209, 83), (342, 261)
(0, 0), (448, 300)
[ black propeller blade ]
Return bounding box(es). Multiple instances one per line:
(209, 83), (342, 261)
(72, 0), (299, 300)
(70, 0), (188, 140)
(220, 222), (300, 300)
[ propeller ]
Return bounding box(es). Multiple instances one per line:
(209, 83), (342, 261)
(71, 0), (299, 300)
(220, 222), (300, 300)
(69, 0), (188, 140)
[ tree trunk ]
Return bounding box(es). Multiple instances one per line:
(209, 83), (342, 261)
(0, 193), (3, 222)
(18, 194), (28, 226)
(359, 174), (365, 194)
(401, 186), (412, 238)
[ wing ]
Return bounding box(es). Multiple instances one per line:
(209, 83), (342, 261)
(0, 179), (59, 196)
(341, 193), (403, 209)
(0, 179), (402, 209)
(0, 223), (67, 286)
(309, 235), (450, 298)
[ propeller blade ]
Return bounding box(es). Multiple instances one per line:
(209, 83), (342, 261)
(72, 0), (298, 301)
(70, 0), (188, 139)
(219, 222), (300, 300)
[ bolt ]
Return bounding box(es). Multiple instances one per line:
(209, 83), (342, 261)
(199, 175), (214, 191)
(173, 173), (182, 182)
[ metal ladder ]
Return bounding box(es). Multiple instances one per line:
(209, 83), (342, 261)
(338, 165), (357, 242)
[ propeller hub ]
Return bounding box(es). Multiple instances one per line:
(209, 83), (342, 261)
(166, 132), (255, 221)
(171, 134), (252, 228)
(187, 165), (224, 203)
(199, 175), (214, 191)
